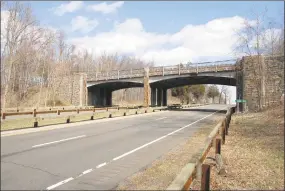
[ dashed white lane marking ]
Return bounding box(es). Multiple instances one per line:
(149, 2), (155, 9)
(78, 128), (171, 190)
(155, 117), (167, 121)
(96, 162), (107, 168)
(32, 135), (86, 148)
(77, 168), (94, 178)
(113, 107), (227, 161)
(82, 168), (93, 174)
(46, 177), (74, 190)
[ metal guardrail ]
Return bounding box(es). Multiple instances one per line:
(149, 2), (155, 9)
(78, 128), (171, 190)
(87, 59), (238, 81)
(167, 106), (236, 190)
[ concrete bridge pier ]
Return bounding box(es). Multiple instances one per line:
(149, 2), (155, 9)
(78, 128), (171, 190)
(151, 87), (157, 106)
(162, 89), (167, 106)
(151, 88), (167, 106)
(88, 87), (112, 107)
(157, 88), (162, 106)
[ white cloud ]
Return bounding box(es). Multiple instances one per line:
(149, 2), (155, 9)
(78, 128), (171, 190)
(52, 1), (83, 16)
(1, 11), (9, 54)
(71, 16), (99, 34)
(87, 1), (124, 14)
(69, 16), (254, 66)
(1, 10), (57, 54)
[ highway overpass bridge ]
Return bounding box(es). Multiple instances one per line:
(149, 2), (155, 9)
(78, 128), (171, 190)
(56, 55), (284, 112)
(86, 60), (237, 107)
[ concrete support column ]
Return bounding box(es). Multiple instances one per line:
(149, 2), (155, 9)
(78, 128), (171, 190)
(100, 88), (105, 106)
(79, 73), (88, 106)
(162, 89), (167, 106)
(151, 87), (157, 106)
(106, 89), (112, 106)
(157, 88), (162, 106)
(144, 67), (151, 107)
(88, 87), (112, 107)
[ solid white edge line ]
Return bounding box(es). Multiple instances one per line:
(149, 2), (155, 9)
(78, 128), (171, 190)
(46, 177), (74, 190)
(32, 135), (86, 148)
(113, 106), (227, 161)
(96, 162), (107, 168)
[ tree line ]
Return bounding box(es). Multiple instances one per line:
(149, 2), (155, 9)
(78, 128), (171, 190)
(1, 2), (153, 108)
(171, 85), (229, 104)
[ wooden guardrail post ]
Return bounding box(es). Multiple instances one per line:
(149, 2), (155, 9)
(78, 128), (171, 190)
(34, 118), (38, 128)
(66, 116), (70, 123)
(225, 117), (229, 135)
(57, 110), (60, 115)
(201, 163), (211, 191)
(215, 138), (221, 154)
(77, 109), (79, 114)
(221, 120), (226, 144)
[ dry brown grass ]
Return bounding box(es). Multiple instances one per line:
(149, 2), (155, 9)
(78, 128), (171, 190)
(115, 117), (222, 190)
(191, 105), (284, 190)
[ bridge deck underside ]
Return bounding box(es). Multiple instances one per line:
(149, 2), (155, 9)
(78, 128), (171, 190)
(87, 76), (236, 91)
(88, 81), (144, 92)
(151, 76), (236, 89)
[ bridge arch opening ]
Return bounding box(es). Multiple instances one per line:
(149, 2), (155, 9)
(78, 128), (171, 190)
(87, 81), (143, 106)
(149, 76), (236, 106)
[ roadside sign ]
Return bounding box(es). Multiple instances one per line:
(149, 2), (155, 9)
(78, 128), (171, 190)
(235, 99), (247, 103)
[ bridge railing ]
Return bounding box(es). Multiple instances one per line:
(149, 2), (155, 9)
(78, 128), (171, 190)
(149, 59), (237, 77)
(87, 59), (238, 81)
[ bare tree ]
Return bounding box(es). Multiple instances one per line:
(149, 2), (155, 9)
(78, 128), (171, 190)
(219, 85), (229, 104)
(1, 2), (38, 109)
(235, 8), (270, 110)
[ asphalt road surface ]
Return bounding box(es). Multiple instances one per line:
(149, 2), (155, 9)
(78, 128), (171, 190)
(1, 104), (228, 190)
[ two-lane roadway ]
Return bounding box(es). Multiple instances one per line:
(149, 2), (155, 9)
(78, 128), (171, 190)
(1, 104), (228, 190)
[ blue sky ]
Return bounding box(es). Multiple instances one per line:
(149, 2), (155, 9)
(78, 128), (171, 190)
(26, 1), (284, 37)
